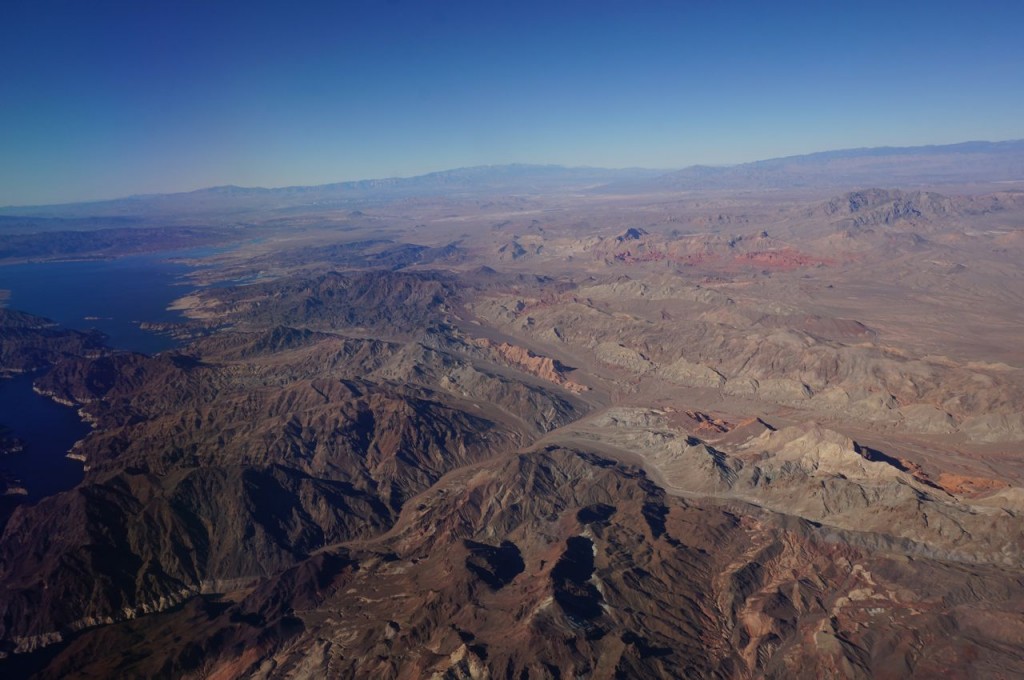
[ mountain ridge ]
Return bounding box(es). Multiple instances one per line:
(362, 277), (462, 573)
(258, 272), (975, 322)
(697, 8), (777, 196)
(3, 140), (1023, 217)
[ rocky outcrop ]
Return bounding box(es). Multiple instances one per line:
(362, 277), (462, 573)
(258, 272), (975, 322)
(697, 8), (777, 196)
(820, 188), (958, 229)
(661, 357), (726, 387)
(595, 342), (654, 374)
(470, 337), (587, 393)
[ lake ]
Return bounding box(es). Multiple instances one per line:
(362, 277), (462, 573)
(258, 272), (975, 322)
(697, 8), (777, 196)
(0, 371), (91, 504)
(0, 253), (195, 354)
(0, 252), (196, 508)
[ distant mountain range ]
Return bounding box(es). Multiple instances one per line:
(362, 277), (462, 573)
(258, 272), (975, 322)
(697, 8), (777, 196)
(0, 165), (665, 220)
(2, 140), (1022, 220)
(603, 140), (1024, 193)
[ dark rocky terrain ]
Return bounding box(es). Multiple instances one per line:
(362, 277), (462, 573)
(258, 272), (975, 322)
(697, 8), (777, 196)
(0, 309), (107, 378)
(2, 143), (1024, 678)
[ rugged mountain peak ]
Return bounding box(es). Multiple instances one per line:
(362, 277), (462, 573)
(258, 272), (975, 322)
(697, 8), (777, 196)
(616, 227), (648, 242)
(819, 188), (958, 229)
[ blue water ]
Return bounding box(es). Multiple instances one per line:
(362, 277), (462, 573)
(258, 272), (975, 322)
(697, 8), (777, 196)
(0, 253), (194, 354)
(0, 372), (91, 503)
(0, 252), (196, 508)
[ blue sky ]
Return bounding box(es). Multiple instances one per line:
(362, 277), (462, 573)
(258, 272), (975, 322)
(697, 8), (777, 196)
(1, 0), (1022, 205)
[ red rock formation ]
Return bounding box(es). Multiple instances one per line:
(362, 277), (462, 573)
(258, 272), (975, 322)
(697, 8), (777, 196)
(471, 337), (588, 393)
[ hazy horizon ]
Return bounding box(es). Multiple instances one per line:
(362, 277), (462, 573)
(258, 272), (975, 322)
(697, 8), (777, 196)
(2, 0), (1023, 205)
(5, 137), (1024, 211)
